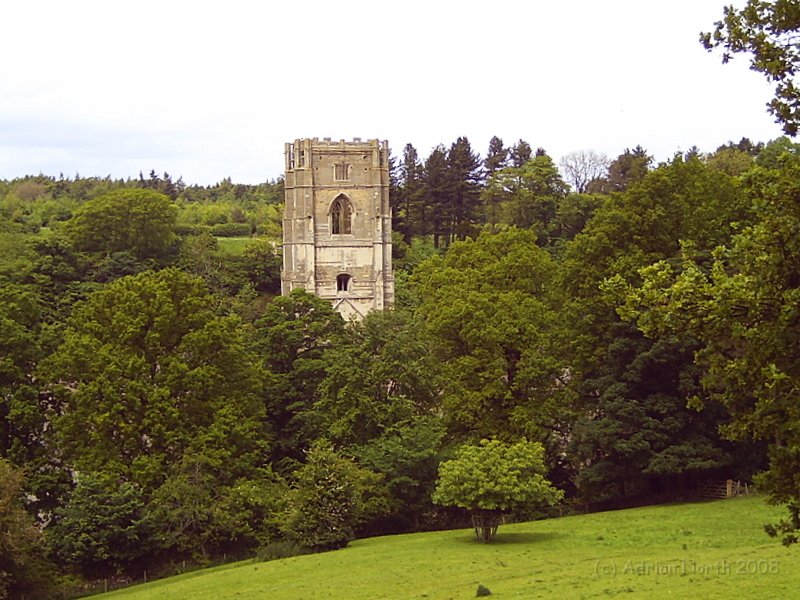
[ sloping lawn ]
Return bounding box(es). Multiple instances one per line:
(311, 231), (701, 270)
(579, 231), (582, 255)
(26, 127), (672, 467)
(100, 496), (798, 599)
(214, 236), (254, 256)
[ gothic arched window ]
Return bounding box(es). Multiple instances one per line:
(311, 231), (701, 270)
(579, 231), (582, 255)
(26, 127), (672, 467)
(330, 195), (352, 234)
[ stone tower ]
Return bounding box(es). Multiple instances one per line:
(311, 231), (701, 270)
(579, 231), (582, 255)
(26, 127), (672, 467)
(281, 138), (394, 319)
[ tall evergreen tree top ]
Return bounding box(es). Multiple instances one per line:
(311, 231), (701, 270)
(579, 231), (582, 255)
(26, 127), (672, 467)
(485, 136), (509, 175)
(510, 140), (533, 167)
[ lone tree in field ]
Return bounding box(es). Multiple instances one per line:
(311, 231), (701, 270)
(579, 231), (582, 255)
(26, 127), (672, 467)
(432, 439), (562, 542)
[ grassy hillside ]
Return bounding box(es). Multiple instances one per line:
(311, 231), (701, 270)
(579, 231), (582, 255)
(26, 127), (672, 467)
(214, 236), (256, 256)
(100, 496), (799, 599)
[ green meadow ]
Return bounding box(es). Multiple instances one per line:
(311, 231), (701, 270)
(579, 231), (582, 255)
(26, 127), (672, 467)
(214, 236), (255, 256)
(99, 496), (799, 599)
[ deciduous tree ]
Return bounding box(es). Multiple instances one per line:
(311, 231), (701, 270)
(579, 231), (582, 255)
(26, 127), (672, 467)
(559, 150), (610, 193)
(65, 188), (176, 259)
(622, 153), (800, 542)
(48, 472), (151, 577)
(0, 460), (55, 599)
(352, 416), (446, 532)
(483, 154), (569, 236)
(40, 268), (267, 494)
(252, 290), (344, 471)
(280, 442), (384, 551)
(317, 308), (440, 447)
(702, 0), (800, 134)
(561, 156), (753, 501)
(412, 229), (567, 441)
(432, 439), (562, 541)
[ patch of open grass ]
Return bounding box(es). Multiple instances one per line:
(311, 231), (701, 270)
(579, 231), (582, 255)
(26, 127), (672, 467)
(214, 236), (255, 256)
(99, 496), (799, 599)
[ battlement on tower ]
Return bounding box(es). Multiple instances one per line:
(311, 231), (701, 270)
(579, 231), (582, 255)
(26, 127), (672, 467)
(285, 138), (389, 173)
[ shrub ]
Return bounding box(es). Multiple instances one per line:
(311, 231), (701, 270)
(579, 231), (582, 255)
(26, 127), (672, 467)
(48, 473), (152, 577)
(210, 222), (252, 237)
(0, 460), (57, 599)
(280, 443), (385, 551)
(253, 541), (311, 562)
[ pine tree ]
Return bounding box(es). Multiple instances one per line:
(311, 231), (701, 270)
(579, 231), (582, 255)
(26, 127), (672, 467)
(446, 137), (484, 244)
(484, 136), (509, 175)
(421, 145), (449, 248)
(510, 139), (533, 167)
(396, 144), (424, 241)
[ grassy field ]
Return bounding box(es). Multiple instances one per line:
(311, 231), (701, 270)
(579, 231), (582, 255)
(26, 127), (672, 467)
(99, 496), (798, 599)
(214, 236), (256, 256)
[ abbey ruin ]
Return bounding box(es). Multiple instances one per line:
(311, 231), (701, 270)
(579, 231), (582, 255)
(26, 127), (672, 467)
(281, 138), (394, 319)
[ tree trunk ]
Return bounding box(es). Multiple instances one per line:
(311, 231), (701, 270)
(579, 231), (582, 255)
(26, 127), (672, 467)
(471, 510), (503, 542)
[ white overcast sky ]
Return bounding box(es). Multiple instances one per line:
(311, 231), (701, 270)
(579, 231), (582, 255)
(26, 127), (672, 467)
(0, 0), (784, 185)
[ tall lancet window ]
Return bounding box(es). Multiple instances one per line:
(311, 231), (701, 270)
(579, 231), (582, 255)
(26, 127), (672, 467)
(331, 195), (352, 234)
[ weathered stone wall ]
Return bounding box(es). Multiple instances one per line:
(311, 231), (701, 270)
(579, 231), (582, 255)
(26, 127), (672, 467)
(281, 137), (394, 318)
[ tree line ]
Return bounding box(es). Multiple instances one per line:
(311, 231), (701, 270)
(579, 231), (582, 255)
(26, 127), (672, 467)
(390, 136), (656, 252)
(0, 171), (283, 238)
(7, 0), (800, 592)
(4, 132), (800, 597)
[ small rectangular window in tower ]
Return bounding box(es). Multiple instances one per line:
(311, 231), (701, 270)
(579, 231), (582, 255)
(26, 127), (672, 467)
(337, 273), (352, 292)
(334, 163), (350, 181)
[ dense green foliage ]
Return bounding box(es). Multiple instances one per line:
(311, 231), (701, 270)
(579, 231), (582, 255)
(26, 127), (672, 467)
(622, 147), (800, 543)
(560, 155), (752, 502)
(252, 289), (345, 470)
(49, 473), (151, 577)
(5, 5), (800, 587)
(41, 268), (267, 490)
(2, 130), (800, 592)
(412, 228), (565, 441)
(432, 439), (562, 540)
(65, 189), (177, 259)
(280, 443), (384, 551)
(0, 460), (55, 599)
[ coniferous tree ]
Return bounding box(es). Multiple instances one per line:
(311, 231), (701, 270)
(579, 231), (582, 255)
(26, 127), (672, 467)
(588, 146), (652, 193)
(509, 139), (533, 167)
(420, 145), (450, 248)
(395, 144), (424, 241)
(446, 137), (484, 244)
(484, 136), (509, 175)
(388, 149), (403, 237)
(482, 137), (510, 229)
